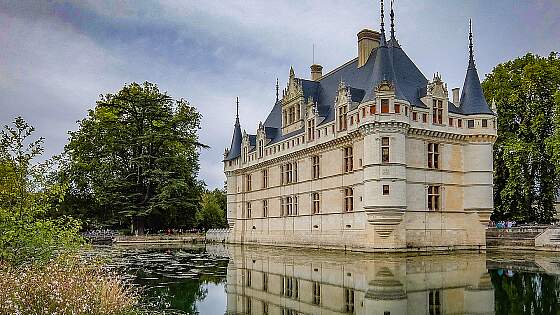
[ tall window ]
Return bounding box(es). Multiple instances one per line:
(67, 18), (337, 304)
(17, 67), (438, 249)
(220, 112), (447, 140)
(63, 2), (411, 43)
(280, 197), (285, 216)
(312, 282), (321, 305)
(293, 196), (298, 215)
(312, 193), (320, 214)
(246, 202), (252, 218)
(263, 199), (268, 217)
(262, 168), (268, 188)
(432, 99), (443, 124)
(246, 270), (252, 287)
(427, 143), (440, 169)
(282, 162), (296, 185)
(338, 105), (348, 130)
(344, 188), (354, 212)
(344, 146), (353, 173)
(467, 119), (475, 128)
(307, 119), (315, 141)
(381, 137), (390, 163)
(263, 273), (268, 292)
(258, 139), (264, 158)
(428, 186), (440, 211)
(381, 99), (389, 113)
(429, 290), (441, 315)
(246, 174), (252, 191)
(458, 119), (463, 128)
(413, 112), (418, 121)
(243, 146), (248, 163)
(422, 113), (428, 123)
(370, 105), (376, 115)
(312, 155), (320, 179)
(394, 103), (400, 114)
(283, 277), (299, 299)
(448, 117), (453, 126)
(288, 106), (295, 124)
(482, 119), (488, 128)
(344, 288), (355, 313)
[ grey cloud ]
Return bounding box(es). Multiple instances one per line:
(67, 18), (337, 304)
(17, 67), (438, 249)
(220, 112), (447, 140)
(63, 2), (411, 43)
(1, 0), (559, 188)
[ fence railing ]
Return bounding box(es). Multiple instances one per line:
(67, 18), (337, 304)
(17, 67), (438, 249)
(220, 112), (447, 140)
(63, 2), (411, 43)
(205, 228), (230, 242)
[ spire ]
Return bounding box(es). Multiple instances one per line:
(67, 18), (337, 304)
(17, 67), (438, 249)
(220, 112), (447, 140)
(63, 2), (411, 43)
(390, 0), (395, 40)
(468, 19), (475, 68)
(380, 0), (387, 46)
(459, 19), (493, 115)
(276, 78), (279, 102)
(235, 96), (240, 124)
(225, 97), (243, 161)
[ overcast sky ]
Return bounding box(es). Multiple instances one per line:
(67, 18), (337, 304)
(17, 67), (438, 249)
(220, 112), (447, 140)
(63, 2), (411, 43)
(1, 0), (558, 189)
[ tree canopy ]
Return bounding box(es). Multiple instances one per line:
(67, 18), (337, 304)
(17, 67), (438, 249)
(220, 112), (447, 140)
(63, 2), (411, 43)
(482, 52), (560, 223)
(62, 82), (205, 234)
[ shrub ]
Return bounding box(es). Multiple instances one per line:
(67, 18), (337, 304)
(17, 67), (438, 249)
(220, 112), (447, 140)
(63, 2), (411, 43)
(0, 255), (138, 314)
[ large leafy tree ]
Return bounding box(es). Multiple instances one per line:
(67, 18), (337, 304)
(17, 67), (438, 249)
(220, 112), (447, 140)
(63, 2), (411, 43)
(482, 53), (560, 223)
(63, 82), (205, 234)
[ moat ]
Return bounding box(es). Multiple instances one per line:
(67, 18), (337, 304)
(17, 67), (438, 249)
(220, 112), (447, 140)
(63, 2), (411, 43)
(90, 244), (560, 314)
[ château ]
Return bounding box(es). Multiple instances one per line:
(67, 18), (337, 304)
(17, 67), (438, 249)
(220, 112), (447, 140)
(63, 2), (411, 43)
(223, 1), (496, 251)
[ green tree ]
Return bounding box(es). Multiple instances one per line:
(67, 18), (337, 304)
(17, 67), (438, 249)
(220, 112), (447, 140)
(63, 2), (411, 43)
(196, 188), (227, 231)
(0, 117), (82, 265)
(63, 82), (205, 234)
(482, 53), (560, 223)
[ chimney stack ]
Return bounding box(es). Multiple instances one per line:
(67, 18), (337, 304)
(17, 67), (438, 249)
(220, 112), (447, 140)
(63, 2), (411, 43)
(310, 64), (323, 81)
(452, 88), (460, 105)
(357, 29), (381, 68)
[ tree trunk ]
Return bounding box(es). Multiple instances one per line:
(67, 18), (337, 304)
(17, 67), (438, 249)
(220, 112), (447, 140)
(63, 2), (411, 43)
(132, 216), (145, 236)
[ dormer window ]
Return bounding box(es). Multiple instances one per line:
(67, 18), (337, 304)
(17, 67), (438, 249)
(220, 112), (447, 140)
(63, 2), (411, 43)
(307, 120), (315, 142)
(432, 99), (443, 124)
(381, 99), (389, 113)
(338, 104), (348, 131)
(258, 139), (264, 158)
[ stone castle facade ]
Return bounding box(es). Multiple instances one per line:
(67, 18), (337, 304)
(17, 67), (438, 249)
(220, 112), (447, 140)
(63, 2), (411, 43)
(223, 3), (496, 251)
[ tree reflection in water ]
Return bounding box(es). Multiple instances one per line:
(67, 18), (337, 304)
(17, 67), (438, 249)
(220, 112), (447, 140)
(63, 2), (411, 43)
(91, 245), (560, 314)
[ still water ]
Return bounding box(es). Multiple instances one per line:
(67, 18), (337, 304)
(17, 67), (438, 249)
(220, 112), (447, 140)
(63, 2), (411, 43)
(92, 244), (560, 314)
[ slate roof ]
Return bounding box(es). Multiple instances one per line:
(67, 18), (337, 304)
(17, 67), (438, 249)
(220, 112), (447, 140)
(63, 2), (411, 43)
(225, 116), (242, 161)
(459, 57), (493, 115)
(226, 26), (492, 153)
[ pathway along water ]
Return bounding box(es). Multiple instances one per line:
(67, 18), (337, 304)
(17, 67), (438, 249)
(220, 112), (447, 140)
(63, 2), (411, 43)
(86, 244), (560, 314)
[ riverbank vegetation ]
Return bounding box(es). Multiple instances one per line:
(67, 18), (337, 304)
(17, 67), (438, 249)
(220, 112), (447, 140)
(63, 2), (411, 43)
(483, 52), (560, 223)
(0, 117), (139, 314)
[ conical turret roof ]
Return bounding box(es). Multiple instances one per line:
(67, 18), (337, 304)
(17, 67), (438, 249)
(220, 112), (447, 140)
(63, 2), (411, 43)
(459, 21), (493, 115)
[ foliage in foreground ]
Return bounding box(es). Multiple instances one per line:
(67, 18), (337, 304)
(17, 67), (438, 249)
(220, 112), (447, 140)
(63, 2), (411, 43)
(483, 52), (560, 223)
(0, 255), (138, 315)
(62, 82), (205, 234)
(0, 117), (83, 265)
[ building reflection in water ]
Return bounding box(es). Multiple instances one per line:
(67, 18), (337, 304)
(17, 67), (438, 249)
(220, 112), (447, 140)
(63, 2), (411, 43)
(224, 246), (494, 315)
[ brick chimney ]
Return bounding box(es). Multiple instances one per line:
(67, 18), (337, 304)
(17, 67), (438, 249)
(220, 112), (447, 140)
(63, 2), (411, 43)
(310, 64), (323, 81)
(452, 88), (460, 105)
(357, 29), (381, 68)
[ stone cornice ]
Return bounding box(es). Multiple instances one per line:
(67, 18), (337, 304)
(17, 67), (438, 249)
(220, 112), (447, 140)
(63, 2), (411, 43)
(359, 121), (410, 135)
(233, 130), (362, 174)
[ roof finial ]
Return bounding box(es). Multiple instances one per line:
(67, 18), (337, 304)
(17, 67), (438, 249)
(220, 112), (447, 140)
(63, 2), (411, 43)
(390, 0), (395, 40)
(236, 97), (239, 122)
(469, 19), (475, 68)
(276, 78), (279, 102)
(380, 0), (385, 36)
